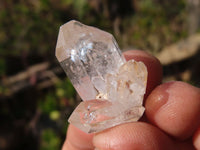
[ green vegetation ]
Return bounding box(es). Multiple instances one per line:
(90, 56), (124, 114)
(40, 129), (61, 150)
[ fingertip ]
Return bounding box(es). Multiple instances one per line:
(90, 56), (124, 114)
(123, 50), (154, 61)
(146, 81), (200, 140)
(62, 124), (94, 150)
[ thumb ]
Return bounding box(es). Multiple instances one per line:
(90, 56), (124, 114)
(93, 122), (176, 150)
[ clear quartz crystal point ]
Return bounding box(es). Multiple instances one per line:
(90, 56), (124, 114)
(56, 20), (147, 133)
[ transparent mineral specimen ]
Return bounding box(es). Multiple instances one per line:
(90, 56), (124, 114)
(56, 20), (147, 133)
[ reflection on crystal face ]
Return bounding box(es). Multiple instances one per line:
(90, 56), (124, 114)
(57, 20), (125, 101)
(56, 20), (147, 133)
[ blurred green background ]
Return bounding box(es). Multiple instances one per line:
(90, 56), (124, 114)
(0, 0), (200, 149)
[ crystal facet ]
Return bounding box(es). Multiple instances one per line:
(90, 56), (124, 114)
(56, 20), (147, 133)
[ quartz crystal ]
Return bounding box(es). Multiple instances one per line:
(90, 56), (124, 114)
(56, 20), (147, 133)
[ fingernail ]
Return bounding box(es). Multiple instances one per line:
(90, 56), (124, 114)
(94, 148), (100, 150)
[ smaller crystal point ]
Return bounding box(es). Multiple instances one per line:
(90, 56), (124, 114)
(56, 20), (148, 133)
(68, 60), (147, 133)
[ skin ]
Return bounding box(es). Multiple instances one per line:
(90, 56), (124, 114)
(62, 50), (200, 150)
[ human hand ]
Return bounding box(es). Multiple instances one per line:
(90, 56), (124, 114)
(62, 50), (200, 150)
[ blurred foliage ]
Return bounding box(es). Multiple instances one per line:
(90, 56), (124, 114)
(39, 92), (58, 114)
(38, 78), (75, 115)
(37, 78), (75, 149)
(56, 78), (76, 100)
(40, 129), (61, 150)
(120, 0), (187, 53)
(1, 0), (198, 150)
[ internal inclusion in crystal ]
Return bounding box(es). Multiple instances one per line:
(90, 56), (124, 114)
(56, 20), (147, 133)
(68, 60), (147, 133)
